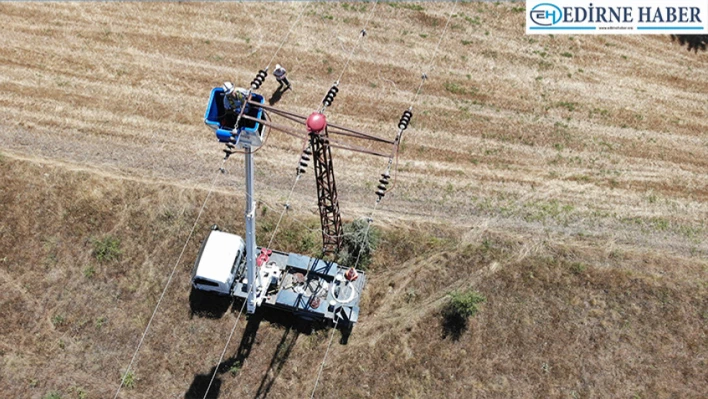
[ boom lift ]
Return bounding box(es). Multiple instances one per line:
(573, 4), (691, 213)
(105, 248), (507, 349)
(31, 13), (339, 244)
(192, 70), (411, 330)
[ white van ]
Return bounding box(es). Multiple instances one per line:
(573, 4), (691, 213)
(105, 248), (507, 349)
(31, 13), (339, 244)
(191, 227), (245, 295)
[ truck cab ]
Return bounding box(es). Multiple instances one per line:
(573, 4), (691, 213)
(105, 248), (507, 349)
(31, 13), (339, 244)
(192, 227), (245, 295)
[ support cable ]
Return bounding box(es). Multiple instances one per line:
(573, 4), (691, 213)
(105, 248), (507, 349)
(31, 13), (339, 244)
(113, 158), (228, 399)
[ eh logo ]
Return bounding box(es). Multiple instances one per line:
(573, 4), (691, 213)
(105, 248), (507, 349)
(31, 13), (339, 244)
(530, 3), (563, 26)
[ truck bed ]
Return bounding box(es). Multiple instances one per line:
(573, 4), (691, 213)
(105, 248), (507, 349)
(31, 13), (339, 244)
(231, 247), (365, 327)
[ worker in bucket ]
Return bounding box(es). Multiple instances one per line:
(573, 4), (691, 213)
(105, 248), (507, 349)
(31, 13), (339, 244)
(222, 82), (250, 129)
(273, 64), (291, 91)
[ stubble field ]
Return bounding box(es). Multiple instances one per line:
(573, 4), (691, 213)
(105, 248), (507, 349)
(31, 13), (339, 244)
(0, 2), (706, 398)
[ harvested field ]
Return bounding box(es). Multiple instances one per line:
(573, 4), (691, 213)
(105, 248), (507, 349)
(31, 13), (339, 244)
(0, 2), (706, 398)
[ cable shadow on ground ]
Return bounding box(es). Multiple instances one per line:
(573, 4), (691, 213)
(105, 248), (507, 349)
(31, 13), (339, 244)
(184, 303), (335, 399)
(184, 366), (222, 399)
(253, 324), (300, 399)
(184, 308), (264, 399)
(250, 306), (340, 398)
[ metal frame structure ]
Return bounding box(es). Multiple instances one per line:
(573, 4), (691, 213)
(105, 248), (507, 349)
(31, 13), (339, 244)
(240, 93), (396, 255)
(310, 130), (342, 254)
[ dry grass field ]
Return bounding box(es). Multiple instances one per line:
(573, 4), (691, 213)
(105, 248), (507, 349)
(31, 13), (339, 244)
(0, 1), (706, 399)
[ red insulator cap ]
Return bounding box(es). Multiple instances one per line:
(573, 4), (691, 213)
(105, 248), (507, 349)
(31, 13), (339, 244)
(306, 112), (327, 133)
(344, 267), (359, 282)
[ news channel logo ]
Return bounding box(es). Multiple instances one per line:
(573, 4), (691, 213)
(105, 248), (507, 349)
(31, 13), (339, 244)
(526, 0), (707, 34)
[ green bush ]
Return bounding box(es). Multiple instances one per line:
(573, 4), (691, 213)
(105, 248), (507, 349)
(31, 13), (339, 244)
(447, 290), (486, 318)
(121, 370), (136, 389)
(442, 290), (486, 340)
(93, 236), (121, 262)
(83, 266), (96, 278)
(51, 314), (66, 327)
(337, 219), (379, 269)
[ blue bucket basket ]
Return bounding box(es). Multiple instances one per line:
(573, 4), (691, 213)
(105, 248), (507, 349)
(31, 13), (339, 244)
(204, 88), (266, 146)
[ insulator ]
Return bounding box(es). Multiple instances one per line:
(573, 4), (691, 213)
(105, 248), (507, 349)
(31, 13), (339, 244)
(298, 150), (311, 173)
(381, 172), (391, 179)
(398, 110), (413, 130)
(250, 69), (267, 90)
(322, 85), (339, 108)
(379, 178), (389, 185)
(376, 189), (386, 198)
(377, 184), (387, 191)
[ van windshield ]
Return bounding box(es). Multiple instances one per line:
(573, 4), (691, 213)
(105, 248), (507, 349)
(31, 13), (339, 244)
(234, 250), (243, 267)
(194, 278), (219, 287)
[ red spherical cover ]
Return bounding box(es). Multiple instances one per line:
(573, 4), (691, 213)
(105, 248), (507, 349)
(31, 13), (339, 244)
(306, 112), (327, 132)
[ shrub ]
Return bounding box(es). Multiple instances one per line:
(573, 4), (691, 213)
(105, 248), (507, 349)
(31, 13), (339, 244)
(121, 370), (136, 389)
(447, 290), (486, 318)
(228, 361), (241, 376)
(337, 219), (379, 269)
(93, 236), (121, 262)
(442, 290), (486, 340)
(51, 314), (66, 327)
(83, 266), (95, 278)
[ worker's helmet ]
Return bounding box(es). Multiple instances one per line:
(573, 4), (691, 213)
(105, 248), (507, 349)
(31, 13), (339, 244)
(275, 64), (282, 70)
(223, 81), (234, 95)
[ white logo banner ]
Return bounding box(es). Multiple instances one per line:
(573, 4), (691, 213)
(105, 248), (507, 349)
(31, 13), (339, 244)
(526, 0), (708, 34)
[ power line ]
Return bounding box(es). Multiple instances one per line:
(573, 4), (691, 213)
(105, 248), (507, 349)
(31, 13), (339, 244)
(334, 1), (379, 86)
(309, 318), (340, 399)
(192, 5), (359, 395)
(201, 299), (248, 399)
(411, 0), (460, 105)
(113, 158), (228, 399)
(266, 175), (301, 250)
(266, 2), (311, 71)
(114, 4), (336, 396)
(258, 1), (379, 251)
(308, 1), (460, 397)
